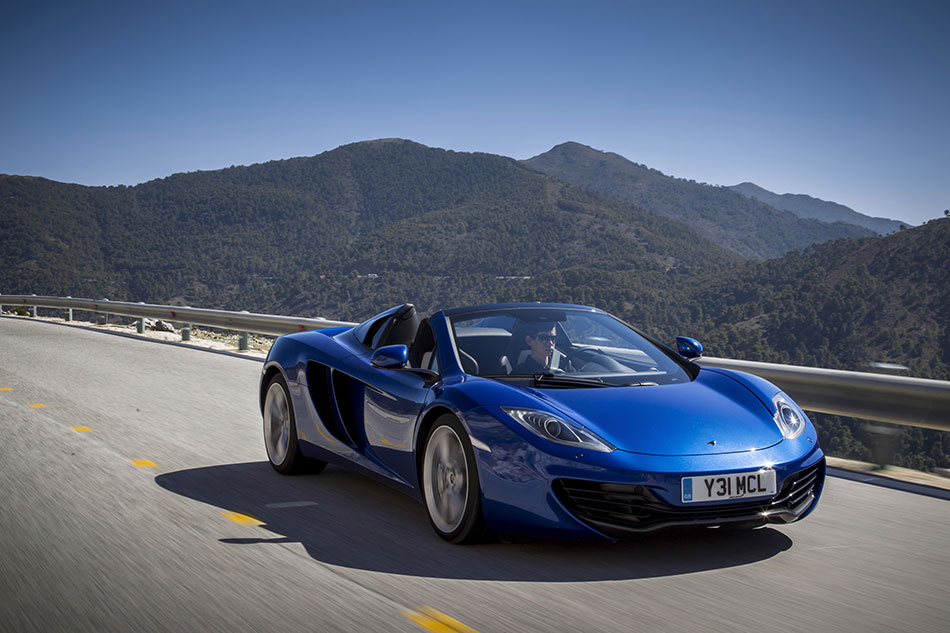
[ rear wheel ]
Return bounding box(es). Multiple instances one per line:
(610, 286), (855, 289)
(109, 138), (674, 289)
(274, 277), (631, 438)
(421, 415), (487, 544)
(263, 373), (327, 475)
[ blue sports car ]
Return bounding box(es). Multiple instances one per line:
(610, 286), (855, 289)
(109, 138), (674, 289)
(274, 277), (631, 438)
(259, 303), (825, 543)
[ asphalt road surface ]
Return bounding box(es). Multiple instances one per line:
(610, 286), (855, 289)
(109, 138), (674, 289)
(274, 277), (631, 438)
(1, 317), (948, 633)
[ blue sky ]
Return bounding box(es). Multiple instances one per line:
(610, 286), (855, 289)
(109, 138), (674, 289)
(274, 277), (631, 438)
(2, 0), (947, 225)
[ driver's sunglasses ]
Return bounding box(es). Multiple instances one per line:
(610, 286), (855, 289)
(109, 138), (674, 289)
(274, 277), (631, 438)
(533, 334), (557, 343)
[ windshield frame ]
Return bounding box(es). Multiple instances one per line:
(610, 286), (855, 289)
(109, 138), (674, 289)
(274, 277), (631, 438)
(446, 305), (698, 385)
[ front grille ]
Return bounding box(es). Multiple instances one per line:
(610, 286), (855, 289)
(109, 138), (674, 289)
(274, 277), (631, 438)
(554, 460), (825, 535)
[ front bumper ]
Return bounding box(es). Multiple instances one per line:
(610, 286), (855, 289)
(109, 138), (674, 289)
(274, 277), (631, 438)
(465, 407), (826, 539)
(553, 458), (824, 536)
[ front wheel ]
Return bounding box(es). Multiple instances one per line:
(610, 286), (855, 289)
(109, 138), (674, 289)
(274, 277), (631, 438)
(263, 373), (327, 475)
(421, 415), (487, 544)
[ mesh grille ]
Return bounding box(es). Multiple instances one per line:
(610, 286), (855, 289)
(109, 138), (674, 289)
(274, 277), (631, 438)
(554, 459), (824, 534)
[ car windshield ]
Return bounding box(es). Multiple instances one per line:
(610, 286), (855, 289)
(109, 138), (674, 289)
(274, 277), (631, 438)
(448, 307), (692, 386)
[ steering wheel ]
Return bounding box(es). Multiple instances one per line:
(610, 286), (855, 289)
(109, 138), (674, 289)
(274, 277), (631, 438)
(568, 348), (627, 372)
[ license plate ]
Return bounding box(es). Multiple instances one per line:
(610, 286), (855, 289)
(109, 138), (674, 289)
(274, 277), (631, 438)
(682, 469), (776, 503)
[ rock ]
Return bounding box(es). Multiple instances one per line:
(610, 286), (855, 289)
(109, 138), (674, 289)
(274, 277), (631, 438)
(152, 320), (176, 333)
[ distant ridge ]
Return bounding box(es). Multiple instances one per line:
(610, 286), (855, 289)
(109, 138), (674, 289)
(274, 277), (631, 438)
(523, 142), (875, 260)
(729, 182), (904, 236)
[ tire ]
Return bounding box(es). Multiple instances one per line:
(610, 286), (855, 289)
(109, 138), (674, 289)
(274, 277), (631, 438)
(263, 373), (327, 475)
(421, 415), (488, 544)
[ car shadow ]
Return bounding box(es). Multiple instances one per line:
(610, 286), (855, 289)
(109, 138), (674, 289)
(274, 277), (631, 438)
(155, 461), (793, 582)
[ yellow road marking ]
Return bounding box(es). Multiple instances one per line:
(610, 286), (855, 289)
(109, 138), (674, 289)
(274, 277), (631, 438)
(403, 607), (479, 633)
(220, 511), (263, 526)
(28, 403), (46, 408)
(0, 387), (12, 391)
(71, 426), (93, 432)
(129, 459), (158, 468)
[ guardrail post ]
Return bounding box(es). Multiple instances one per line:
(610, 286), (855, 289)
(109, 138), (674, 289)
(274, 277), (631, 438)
(65, 308), (73, 321)
(239, 332), (249, 351)
(864, 423), (900, 469)
(136, 318), (145, 334)
(31, 306), (37, 318)
(182, 324), (192, 341)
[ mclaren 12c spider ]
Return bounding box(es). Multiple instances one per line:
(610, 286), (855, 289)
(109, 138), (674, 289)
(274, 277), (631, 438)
(259, 303), (825, 543)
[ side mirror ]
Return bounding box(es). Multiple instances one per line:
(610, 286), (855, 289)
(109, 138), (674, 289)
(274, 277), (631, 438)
(371, 344), (409, 369)
(675, 336), (703, 359)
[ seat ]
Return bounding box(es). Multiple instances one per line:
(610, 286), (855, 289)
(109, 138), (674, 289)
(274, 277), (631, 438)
(407, 319), (439, 372)
(505, 348), (566, 373)
(500, 322), (533, 373)
(377, 304), (422, 349)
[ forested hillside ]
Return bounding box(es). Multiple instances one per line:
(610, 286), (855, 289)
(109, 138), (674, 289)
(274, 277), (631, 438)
(524, 142), (876, 259)
(0, 139), (738, 315)
(3, 139), (944, 377)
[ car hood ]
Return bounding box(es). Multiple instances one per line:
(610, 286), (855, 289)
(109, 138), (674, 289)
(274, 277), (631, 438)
(523, 370), (783, 456)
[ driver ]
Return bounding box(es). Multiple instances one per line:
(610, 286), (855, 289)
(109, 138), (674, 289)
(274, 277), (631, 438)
(515, 325), (575, 374)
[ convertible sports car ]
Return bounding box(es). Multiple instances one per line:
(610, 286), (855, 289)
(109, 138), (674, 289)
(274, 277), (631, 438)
(259, 303), (825, 543)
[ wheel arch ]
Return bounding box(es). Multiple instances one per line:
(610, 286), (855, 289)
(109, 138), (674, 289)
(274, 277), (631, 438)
(259, 363), (285, 414)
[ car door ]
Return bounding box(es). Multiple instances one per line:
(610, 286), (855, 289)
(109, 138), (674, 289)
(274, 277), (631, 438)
(358, 315), (439, 485)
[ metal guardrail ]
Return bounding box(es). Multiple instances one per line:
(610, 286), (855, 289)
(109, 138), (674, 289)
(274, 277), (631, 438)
(0, 294), (354, 337)
(2, 294), (948, 431)
(697, 357), (950, 432)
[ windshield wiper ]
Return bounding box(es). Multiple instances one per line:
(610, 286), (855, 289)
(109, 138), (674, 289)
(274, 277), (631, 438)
(531, 372), (612, 388)
(479, 373), (615, 388)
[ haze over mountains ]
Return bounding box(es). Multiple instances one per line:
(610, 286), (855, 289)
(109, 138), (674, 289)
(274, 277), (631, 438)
(729, 182), (905, 235)
(523, 142), (880, 259)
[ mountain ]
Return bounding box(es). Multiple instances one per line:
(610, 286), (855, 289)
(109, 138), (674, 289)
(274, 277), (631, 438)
(523, 142), (876, 259)
(0, 139), (740, 319)
(729, 182), (905, 235)
(3, 138), (939, 366)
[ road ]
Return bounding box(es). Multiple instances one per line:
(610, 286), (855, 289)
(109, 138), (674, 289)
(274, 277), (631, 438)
(1, 316), (948, 633)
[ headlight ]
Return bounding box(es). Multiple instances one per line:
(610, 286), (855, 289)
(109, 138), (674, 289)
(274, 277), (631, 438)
(501, 407), (614, 452)
(772, 393), (807, 439)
